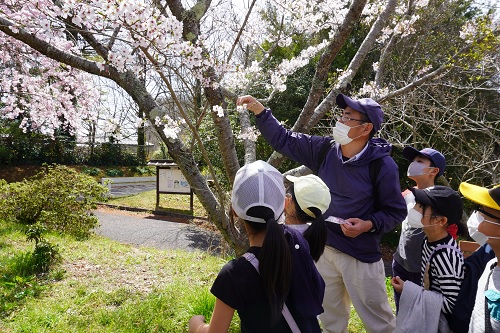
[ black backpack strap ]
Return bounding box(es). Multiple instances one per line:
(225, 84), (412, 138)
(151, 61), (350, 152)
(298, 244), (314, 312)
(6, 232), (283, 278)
(242, 252), (302, 333)
(369, 157), (383, 210)
(313, 139), (335, 175)
(369, 157), (383, 189)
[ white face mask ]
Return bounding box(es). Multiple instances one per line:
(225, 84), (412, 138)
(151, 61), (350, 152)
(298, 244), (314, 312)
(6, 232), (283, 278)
(466, 210), (500, 246)
(407, 161), (430, 177)
(332, 121), (363, 146)
(407, 207), (424, 228)
(407, 206), (443, 229)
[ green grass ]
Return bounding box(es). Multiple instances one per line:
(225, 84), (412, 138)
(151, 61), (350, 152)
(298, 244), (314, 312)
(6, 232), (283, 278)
(0, 220), (240, 333)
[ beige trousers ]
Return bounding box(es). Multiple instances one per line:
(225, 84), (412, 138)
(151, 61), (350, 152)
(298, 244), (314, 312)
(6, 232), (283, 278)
(317, 246), (396, 333)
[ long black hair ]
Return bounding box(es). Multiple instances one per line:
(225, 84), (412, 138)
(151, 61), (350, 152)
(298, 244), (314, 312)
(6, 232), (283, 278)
(289, 186), (327, 262)
(236, 206), (292, 324)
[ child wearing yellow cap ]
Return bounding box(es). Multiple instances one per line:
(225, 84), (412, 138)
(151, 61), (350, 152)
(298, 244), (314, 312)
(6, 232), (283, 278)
(460, 182), (500, 333)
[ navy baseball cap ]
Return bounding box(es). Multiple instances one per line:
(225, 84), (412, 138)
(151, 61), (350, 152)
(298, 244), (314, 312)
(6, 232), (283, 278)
(409, 186), (463, 224)
(403, 147), (446, 177)
(336, 94), (384, 132)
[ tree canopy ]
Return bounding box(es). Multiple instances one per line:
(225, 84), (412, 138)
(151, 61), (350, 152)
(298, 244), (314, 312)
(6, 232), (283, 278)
(1, 0), (499, 252)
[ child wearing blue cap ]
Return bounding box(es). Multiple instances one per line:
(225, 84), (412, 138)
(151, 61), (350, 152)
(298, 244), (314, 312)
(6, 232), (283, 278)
(392, 146), (449, 312)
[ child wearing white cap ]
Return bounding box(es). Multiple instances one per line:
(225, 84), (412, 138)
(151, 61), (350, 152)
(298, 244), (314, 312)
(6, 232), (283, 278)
(189, 160), (325, 333)
(460, 182), (500, 333)
(285, 174), (331, 262)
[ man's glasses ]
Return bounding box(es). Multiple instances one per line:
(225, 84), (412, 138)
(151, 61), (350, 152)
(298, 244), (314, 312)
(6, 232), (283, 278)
(337, 115), (369, 123)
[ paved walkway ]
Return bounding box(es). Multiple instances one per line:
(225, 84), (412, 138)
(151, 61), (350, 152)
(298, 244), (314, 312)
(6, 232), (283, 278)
(94, 207), (393, 277)
(94, 209), (223, 254)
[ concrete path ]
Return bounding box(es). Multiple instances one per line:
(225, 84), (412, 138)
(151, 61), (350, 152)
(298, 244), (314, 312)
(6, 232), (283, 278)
(94, 209), (222, 254)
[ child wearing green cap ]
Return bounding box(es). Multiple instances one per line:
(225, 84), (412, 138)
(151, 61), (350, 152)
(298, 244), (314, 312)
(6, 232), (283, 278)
(284, 174), (330, 262)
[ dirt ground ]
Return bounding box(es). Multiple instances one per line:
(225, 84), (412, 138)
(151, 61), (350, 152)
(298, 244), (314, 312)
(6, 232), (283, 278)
(0, 165), (44, 183)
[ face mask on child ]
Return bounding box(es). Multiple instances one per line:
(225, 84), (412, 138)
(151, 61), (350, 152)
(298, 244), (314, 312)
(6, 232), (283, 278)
(407, 161), (431, 177)
(407, 208), (424, 228)
(407, 207), (443, 229)
(466, 210), (500, 246)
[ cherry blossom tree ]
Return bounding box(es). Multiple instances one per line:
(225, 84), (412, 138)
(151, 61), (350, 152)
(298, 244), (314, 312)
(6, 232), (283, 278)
(1, 0), (499, 252)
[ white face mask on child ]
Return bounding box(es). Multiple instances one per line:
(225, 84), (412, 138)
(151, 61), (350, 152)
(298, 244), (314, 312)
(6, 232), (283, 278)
(466, 210), (500, 246)
(407, 161), (430, 177)
(407, 208), (424, 228)
(407, 207), (443, 229)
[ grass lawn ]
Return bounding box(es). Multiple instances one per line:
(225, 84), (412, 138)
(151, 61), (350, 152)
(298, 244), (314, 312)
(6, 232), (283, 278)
(0, 220), (241, 332)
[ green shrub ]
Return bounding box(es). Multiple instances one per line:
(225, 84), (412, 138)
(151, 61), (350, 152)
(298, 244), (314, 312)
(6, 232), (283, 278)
(90, 142), (140, 166)
(105, 168), (124, 177)
(82, 167), (102, 176)
(0, 164), (109, 239)
(129, 166), (155, 175)
(0, 145), (15, 165)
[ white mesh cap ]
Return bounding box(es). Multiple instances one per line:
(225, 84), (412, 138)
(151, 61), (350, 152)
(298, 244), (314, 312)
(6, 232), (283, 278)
(231, 160), (286, 223)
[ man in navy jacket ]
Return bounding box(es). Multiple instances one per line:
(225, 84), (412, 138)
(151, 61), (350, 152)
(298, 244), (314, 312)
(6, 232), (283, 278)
(237, 94), (407, 333)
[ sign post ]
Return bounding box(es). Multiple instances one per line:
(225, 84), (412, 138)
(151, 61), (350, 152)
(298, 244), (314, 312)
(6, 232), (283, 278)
(147, 159), (193, 211)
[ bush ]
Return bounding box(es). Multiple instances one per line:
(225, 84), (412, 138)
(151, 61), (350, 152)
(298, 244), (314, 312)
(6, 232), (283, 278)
(129, 166), (155, 175)
(31, 241), (61, 274)
(105, 168), (124, 177)
(90, 143), (140, 166)
(0, 145), (15, 165)
(82, 167), (102, 176)
(0, 164), (109, 239)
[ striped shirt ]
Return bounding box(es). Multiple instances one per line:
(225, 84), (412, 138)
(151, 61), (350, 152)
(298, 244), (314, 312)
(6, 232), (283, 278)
(421, 234), (465, 314)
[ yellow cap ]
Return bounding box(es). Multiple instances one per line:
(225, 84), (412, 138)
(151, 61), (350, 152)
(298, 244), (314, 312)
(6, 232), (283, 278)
(459, 182), (500, 211)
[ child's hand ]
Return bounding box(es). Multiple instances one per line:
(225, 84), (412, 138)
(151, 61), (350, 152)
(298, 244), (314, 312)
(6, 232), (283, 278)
(391, 276), (405, 293)
(188, 315), (206, 333)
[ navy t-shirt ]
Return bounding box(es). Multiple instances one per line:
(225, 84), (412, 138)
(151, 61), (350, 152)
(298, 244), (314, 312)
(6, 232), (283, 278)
(211, 227), (324, 333)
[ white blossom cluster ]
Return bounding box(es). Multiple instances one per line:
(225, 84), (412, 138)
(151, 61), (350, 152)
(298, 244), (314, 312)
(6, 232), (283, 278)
(153, 115), (186, 140)
(358, 81), (389, 98)
(212, 105), (225, 118)
(236, 126), (260, 142)
(0, 38), (98, 136)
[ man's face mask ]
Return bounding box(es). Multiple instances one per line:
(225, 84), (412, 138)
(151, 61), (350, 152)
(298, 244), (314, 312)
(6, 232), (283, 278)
(332, 121), (364, 146)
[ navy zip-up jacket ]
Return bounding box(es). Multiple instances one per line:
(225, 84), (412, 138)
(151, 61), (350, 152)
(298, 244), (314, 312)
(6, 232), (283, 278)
(256, 108), (407, 263)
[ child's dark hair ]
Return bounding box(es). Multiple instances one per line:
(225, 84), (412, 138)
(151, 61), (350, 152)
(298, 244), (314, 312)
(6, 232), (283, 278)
(244, 206), (292, 324)
(290, 188), (327, 262)
(423, 204), (467, 237)
(429, 160), (440, 183)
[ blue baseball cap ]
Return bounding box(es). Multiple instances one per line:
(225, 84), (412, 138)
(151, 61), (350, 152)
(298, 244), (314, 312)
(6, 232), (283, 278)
(336, 94), (384, 132)
(403, 147), (446, 177)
